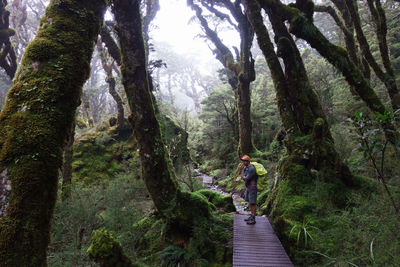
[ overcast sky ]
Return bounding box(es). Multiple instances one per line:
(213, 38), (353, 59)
(150, 0), (220, 110)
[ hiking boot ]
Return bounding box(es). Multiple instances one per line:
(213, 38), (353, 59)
(244, 216), (252, 222)
(246, 218), (256, 225)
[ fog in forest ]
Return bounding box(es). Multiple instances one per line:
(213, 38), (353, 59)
(0, 0), (399, 266)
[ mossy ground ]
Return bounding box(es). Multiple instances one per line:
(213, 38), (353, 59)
(87, 229), (145, 267)
(131, 209), (234, 266)
(196, 189), (236, 212)
(48, 174), (151, 266)
(65, 116), (234, 266)
(85, 190), (235, 266)
(72, 123), (138, 184)
(72, 114), (191, 185)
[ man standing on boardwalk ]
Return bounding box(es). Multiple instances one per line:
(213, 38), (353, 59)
(241, 155), (258, 225)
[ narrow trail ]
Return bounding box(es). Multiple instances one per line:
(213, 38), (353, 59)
(195, 169), (249, 214)
(197, 170), (294, 267)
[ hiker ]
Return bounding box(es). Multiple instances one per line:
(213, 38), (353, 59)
(241, 155), (258, 225)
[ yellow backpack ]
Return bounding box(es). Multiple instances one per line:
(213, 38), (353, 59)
(250, 162), (268, 176)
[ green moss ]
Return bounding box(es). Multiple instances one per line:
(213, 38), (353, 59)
(281, 194), (314, 219)
(257, 189), (269, 206)
(0, 28), (16, 40)
(217, 175), (245, 192)
(196, 189), (236, 212)
(0, 1), (106, 265)
(76, 117), (88, 129)
(25, 37), (62, 61)
(87, 229), (115, 260)
(71, 160), (85, 170)
(172, 191), (214, 223)
(88, 229), (144, 267)
(132, 214), (166, 259)
(133, 209), (233, 266)
(71, 130), (138, 184)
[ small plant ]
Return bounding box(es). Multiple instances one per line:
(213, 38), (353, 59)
(347, 110), (400, 215)
(308, 251), (359, 267)
(288, 219), (318, 248)
(158, 245), (185, 267)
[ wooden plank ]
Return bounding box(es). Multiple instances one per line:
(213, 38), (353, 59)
(233, 214), (294, 267)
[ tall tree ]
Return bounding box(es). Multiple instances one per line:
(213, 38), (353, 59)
(111, 0), (210, 224)
(0, 0), (106, 265)
(187, 0), (256, 156)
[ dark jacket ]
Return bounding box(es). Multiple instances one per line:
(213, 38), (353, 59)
(243, 164), (257, 189)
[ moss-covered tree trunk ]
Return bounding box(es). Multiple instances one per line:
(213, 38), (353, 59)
(237, 73), (254, 155)
(345, 0), (400, 111)
(111, 0), (179, 216)
(112, 2), (213, 245)
(61, 121), (75, 201)
(100, 26), (121, 66)
(0, 0), (106, 265)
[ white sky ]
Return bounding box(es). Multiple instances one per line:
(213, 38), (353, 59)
(150, 0), (218, 110)
(152, 1), (209, 54)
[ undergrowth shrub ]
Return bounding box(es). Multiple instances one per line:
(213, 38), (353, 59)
(305, 188), (400, 266)
(48, 174), (151, 266)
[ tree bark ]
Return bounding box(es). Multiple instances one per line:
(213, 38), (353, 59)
(61, 121), (75, 201)
(346, 0), (399, 110)
(0, 0), (106, 265)
(112, 0), (211, 238)
(243, 1), (298, 135)
(97, 40), (125, 131)
(112, 0), (180, 216)
(100, 26), (121, 66)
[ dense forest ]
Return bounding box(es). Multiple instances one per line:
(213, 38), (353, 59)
(0, 0), (399, 266)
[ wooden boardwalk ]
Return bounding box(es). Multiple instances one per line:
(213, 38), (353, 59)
(233, 214), (293, 267)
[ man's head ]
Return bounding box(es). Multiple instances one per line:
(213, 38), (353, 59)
(240, 155), (250, 166)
